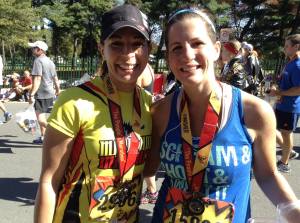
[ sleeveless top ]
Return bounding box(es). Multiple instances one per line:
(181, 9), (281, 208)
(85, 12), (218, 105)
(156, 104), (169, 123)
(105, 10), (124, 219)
(152, 85), (253, 223)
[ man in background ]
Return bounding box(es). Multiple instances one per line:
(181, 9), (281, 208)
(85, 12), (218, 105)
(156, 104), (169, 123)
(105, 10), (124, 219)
(270, 34), (300, 173)
(28, 41), (60, 144)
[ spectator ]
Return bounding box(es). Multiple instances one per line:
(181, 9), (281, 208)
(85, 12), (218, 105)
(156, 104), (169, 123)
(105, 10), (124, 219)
(0, 55), (12, 123)
(28, 40), (60, 144)
(16, 70), (32, 101)
(0, 101), (12, 124)
(0, 55), (3, 87)
(34, 4), (152, 223)
(220, 39), (248, 91)
(242, 42), (264, 95)
(144, 6), (300, 223)
(5, 72), (21, 101)
(137, 63), (155, 93)
(270, 34), (300, 173)
(163, 71), (182, 96)
(138, 63), (159, 205)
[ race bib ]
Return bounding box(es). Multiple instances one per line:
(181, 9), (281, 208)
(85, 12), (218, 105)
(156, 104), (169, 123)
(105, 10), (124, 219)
(89, 175), (142, 222)
(163, 187), (234, 223)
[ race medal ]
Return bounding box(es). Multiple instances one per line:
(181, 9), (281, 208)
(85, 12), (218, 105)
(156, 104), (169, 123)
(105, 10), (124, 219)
(187, 196), (205, 215)
(164, 188), (234, 223)
(86, 75), (145, 222)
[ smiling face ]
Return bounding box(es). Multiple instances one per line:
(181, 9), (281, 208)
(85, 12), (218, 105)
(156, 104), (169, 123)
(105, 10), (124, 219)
(166, 17), (220, 87)
(100, 27), (150, 91)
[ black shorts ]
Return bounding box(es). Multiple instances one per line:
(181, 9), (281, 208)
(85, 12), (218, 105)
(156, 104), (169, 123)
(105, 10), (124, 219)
(34, 98), (54, 113)
(275, 109), (300, 131)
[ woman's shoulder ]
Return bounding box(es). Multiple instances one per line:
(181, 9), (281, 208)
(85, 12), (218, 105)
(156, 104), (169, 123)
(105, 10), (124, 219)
(242, 92), (275, 129)
(57, 79), (103, 102)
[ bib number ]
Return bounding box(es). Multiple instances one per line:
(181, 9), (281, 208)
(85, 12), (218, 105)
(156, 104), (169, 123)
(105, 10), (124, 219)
(89, 176), (142, 222)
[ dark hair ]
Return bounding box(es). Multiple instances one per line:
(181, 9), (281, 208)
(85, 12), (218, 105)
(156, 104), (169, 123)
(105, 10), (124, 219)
(165, 6), (217, 49)
(286, 34), (300, 49)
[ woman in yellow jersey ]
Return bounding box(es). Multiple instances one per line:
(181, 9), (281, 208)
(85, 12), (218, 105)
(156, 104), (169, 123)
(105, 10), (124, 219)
(34, 4), (152, 223)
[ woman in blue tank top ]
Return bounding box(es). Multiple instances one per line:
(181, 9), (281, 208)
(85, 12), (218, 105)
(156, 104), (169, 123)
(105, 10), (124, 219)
(144, 5), (300, 223)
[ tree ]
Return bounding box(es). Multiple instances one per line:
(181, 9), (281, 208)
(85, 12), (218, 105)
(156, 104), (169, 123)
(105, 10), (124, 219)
(230, 0), (300, 60)
(0, 0), (39, 61)
(36, 0), (114, 60)
(142, 0), (230, 72)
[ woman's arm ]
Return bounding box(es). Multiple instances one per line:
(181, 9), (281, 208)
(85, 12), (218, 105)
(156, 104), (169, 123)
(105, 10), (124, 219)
(144, 95), (172, 177)
(243, 93), (300, 222)
(34, 126), (74, 223)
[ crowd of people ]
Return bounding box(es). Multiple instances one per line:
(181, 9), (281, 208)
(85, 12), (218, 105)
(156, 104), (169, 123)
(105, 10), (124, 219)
(1, 70), (32, 102)
(0, 2), (300, 223)
(218, 39), (264, 96)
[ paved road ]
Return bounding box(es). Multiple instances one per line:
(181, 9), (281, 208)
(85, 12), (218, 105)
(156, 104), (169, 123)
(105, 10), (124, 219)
(1, 101), (300, 222)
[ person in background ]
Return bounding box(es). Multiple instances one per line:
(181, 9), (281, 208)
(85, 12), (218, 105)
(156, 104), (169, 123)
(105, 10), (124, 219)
(16, 70), (32, 101)
(242, 42), (264, 95)
(137, 63), (159, 205)
(137, 63), (155, 93)
(0, 54), (3, 88)
(6, 72), (21, 101)
(144, 6), (300, 223)
(10, 72), (21, 99)
(163, 71), (182, 96)
(219, 39), (248, 91)
(34, 4), (152, 223)
(0, 101), (12, 124)
(28, 40), (60, 144)
(270, 34), (300, 173)
(0, 55), (12, 123)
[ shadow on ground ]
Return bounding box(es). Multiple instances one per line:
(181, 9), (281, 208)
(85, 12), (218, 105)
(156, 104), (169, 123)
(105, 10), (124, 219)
(0, 177), (38, 206)
(0, 137), (41, 149)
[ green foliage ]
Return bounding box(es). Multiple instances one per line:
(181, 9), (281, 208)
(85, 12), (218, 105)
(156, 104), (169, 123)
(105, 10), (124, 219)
(1, 0), (299, 63)
(0, 0), (38, 46)
(232, 0), (300, 59)
(36, 0), (114, 57)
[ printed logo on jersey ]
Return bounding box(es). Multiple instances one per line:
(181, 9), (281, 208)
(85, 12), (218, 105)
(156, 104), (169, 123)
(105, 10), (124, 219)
(161, 141), (252, 199)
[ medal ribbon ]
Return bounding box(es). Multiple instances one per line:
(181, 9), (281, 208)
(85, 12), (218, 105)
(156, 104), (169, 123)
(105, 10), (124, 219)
(181, 87), (221, 192)
(103, 74), (142, 182)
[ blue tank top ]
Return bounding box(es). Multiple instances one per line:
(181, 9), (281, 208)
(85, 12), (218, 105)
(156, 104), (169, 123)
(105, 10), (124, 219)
(152, 87), (253, 223)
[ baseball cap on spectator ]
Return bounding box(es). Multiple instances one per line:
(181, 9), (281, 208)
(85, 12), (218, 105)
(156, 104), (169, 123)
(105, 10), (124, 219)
(28, 41), (48, 51)
(101, 4), (150, 42)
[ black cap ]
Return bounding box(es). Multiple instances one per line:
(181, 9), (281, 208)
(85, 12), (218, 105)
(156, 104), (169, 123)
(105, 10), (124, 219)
(101, 4), (150, 42)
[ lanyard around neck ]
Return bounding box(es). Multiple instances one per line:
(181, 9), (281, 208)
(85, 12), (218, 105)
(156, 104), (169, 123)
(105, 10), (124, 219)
(180, 87), (221, 192)
(103, 74), (142, 182)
